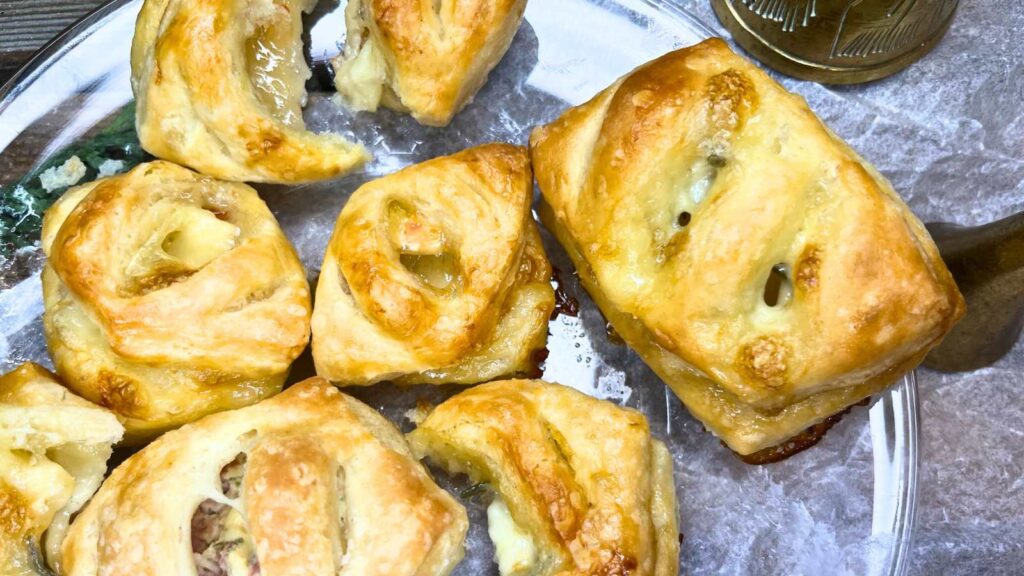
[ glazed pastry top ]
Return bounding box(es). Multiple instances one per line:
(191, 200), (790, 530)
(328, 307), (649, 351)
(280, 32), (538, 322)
(313, 144), (553, 386)
(41, 161), (310, 439)
(0, 363), (123, 575)
(132, 0), (368, 182)
(43, 161), (310, 374)
(61, 378), (468, 576)
(409, 379), (679, 576)
(531, 38), (964, 412)
(334, 0), (528, 125)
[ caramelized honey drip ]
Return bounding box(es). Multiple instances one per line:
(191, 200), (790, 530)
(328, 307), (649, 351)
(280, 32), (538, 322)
(736, 397), (872, 465)
(605, 322), (625, 346)
(550, 267), (580, 319)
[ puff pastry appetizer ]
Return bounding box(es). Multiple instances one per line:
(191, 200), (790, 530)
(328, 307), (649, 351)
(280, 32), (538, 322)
(132, 0), (369, 183)
(61, 377), (467, 576)
(312, 144), (554, 386)
(41, 161), (311, 441)
(409, 379), (679, 576)
(0, 363), (123, 575)
(530, 39), (965, 460)
(333, 0), (528, 126)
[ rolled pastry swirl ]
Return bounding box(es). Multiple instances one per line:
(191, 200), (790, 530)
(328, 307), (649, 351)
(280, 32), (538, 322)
(41, 161), (311, 441)
(61, 378), (468, 576)
(333, 0), (528, 126)
(312, 144), (554, 386)
(408, 380), (679, 576)
(132, 0), (368, 183)
(0, 363), (123, 576)
(531, 39), (964, 458)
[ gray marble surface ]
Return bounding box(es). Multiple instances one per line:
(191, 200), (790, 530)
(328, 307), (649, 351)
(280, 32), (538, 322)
(672, 0), (1024, 572)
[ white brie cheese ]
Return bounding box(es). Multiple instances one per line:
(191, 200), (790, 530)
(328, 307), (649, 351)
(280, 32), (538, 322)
(487, 497), (537, 576)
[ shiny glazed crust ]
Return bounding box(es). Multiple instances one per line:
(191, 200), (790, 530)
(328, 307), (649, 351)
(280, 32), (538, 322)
(333, 0), (528, 126)
(0, 363), (123, 575)
(131, 0), (368, 183)
(530, 39), (965, 456)
(408, 380), (679, 576)
(62, 378), (468, 576)
(41, 161), (311, 441)
(312, 144), (554, 386)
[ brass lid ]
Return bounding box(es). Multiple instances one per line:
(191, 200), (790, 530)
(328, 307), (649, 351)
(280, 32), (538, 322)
(711, 0), (958, 84)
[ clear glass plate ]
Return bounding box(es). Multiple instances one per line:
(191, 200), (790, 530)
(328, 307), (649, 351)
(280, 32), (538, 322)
(0, 1), (916, 574)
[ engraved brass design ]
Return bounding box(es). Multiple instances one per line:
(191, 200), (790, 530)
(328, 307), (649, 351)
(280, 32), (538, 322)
(712, 0), (959, 83)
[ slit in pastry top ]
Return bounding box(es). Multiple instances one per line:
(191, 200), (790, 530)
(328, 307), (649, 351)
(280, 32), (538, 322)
(408, 379), (680, 576)
(529, 38), (964, 456)
(60, 378), (468, 576)
(312, 144), (554, 386)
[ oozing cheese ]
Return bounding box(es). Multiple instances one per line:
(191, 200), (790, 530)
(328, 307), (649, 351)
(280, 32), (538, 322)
(159, 206), (239, 270)
(222, 508), (257, 576)
(333, 1), (387, 112)
(487, 497), (536, 576)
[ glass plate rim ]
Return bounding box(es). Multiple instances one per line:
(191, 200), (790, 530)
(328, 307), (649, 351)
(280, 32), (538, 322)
(0, 1), (919, 574)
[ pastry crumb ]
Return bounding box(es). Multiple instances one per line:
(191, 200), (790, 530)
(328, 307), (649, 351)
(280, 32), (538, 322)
(39, 156), (87, 192)
(97, 159), (126, 178)
(404, 398), (435, 425)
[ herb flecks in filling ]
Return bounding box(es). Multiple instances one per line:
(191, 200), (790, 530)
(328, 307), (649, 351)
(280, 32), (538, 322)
(191, 454), (260, 576)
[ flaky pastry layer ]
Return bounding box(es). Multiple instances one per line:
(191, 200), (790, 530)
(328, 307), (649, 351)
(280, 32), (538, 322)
(530, 39), (964, 455)
(62, 378), (467, 576)
(409, 379), (679, 576)
(132, 0), (368, 182)
(313, 144), (554, 386)
(0, 363), (123, 575)
(333, 0), (528, 126)
(41, 161), (311, 441)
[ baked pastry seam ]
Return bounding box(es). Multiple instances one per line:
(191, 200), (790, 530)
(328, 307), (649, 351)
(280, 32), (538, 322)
(41, 161), (311, 441)
(334, 0), (529, 126)
(132, 0), (369, 182)
(530, 38), (964, 456)
(312, 144), (554, 386)
(409, 379), (679, 575)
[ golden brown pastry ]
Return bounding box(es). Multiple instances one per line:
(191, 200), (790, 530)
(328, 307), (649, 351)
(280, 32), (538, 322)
(312, 144), (554, 386)
(41, 161), (311, 442)
(132, 0), (369, 183)
(333, 0), (528, 126)
(62, 378), (467, 576)
(0, 363), (123, 575)
(530, 38), (965, 459)
(408, 379), (679, 576)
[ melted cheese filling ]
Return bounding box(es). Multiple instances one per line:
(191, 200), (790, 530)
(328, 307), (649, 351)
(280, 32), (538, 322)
(487, 497), (536, 576)
(244, 0), (310, 128)
(220, 509), (257, 576)
(159, 206), (239, 270)
(193, 502), (260, 576)
(192, 455), (259, 576)
(332, 1), (387, 111)
(124, 205), (239, 294)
